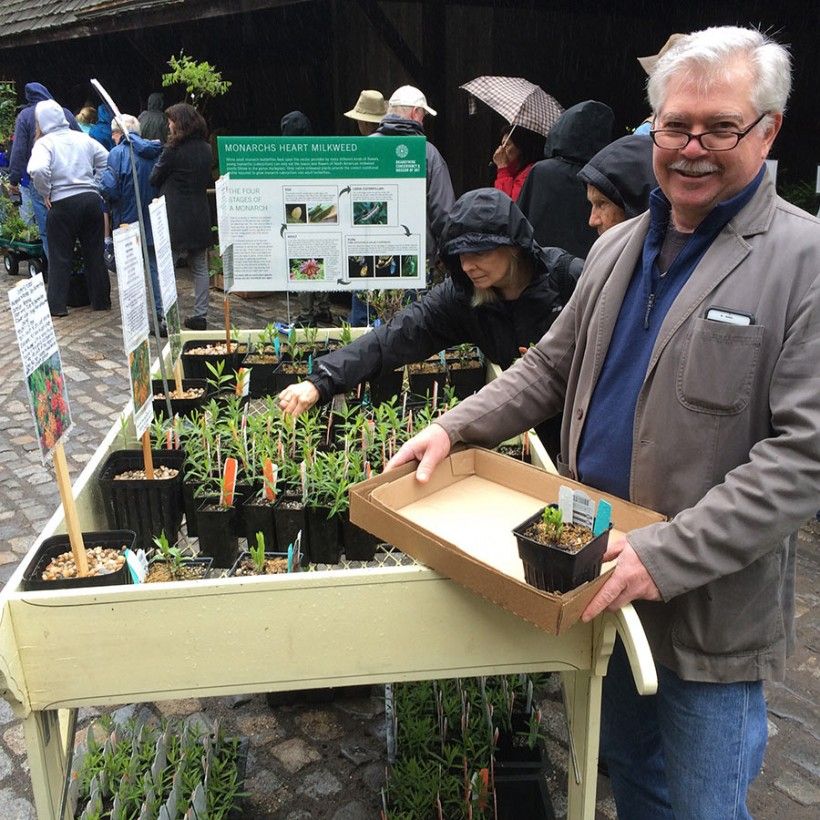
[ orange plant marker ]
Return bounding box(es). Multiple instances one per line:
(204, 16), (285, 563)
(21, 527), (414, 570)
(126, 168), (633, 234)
(221, 456), (238, 507)
(53, 442), (89, 576)
(263, 458), (277, 502)
(141, 431), (154, 479)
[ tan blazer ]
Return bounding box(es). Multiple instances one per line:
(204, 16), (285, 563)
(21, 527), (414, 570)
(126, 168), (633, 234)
(438, 171), (820, 683)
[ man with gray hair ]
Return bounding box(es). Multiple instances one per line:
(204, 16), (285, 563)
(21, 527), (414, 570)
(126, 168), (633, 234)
(375, 85), (455, 268)
(387, 27), (819, 817)
(100, 114), (164, 333)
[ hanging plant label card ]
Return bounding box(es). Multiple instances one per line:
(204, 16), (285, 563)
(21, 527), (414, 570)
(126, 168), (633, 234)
(571, 490), (595, 530)
(8, 274), (73, 463)
(113, 221), (153, 438)
(148, 196), (182, 362)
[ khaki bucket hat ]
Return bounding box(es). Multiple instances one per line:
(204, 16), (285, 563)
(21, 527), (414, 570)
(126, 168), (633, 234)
(637, 33), (686, 76)
(344, 90), (388, 123)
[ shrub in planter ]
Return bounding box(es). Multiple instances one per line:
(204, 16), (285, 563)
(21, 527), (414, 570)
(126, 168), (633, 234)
(513, 504), (608, 593)
(407, 354), (448, 399)
(229, 532), (299, 576)
(197, 499), (239, 568)
(98, 449), (186, 550)
(242, 494), (277, 550)
(243, 325), (283, 398)
(21, 530), (135, 591)
(303, 450), (347, 564)
(272, 493), (306, 556)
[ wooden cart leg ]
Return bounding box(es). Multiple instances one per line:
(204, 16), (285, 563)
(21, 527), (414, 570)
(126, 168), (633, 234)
(564, 669), (603, 820)
(22, 708), (76, 820)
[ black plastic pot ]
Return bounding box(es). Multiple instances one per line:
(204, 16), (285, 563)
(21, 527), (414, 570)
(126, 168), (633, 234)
(367, 367), (403, 405)
(152, 379), (209, 420)
(448, 360), (485, 399)
(98, 450), (186, 551)
(242, 497), (278, 550)
(304, 505), (342, 565)
(273, 495), (306, 555)
(181, 339), (247, 381)
(494, 712), (548, 772)
(407, 365), (447, 399)
(340, 516), (379, 561)
(513, 506), (608, 594)
(196, 503), (239, 568)
(146, 555), (213, 582)
(242, 353), (280, 398)
(228, 549), (293, 577)
(494, 772), (554, 820)
(182, 480), (206, 537)
(21, 530), (135, 591)
(273, 356), (310, 392)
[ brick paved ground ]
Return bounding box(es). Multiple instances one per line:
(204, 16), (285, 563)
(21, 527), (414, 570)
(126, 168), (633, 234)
(0, 263), (817, 818)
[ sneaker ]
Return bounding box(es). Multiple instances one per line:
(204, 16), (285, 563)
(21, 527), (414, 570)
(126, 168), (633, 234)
(184, 315), (207, 331)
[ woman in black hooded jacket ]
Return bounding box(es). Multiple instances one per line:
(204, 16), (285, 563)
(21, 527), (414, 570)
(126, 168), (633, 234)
(278, 188), (582, 421)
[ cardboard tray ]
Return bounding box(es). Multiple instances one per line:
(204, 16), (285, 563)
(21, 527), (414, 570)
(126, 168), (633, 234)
(350, 447), (665, 635)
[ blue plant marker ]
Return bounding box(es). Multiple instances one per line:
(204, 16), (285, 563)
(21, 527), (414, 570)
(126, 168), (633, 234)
(307, 354), (313, 375)
(593, 499), (612, 537)
(287, 543), (294, 573)
(439, 350), (446, 368)
(373, 318), (382, 328)
(274, 336), (281, 357)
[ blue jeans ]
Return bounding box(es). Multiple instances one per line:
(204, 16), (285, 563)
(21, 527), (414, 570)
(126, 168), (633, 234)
(30, 185), (49, 260)
(601, 638), (767, 820)
(349, 292), (374, 326)
(19, 184), (35, 226)
(145, 247), (162, 316)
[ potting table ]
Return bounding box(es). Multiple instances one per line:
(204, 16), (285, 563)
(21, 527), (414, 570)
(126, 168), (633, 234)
(0, 330), (657, 820)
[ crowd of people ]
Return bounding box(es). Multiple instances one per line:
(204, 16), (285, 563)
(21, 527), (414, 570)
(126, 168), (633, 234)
(1, 24), (818, 820)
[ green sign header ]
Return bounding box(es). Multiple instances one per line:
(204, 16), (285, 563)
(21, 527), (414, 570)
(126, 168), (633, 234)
(218, 136), (427, 180)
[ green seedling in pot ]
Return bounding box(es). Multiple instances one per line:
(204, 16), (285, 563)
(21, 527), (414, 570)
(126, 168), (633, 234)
(152, 531), (188, 579)
(541, 505), (563, 543)
(205, 359), (234, 393)
(250, 531), (267, 573)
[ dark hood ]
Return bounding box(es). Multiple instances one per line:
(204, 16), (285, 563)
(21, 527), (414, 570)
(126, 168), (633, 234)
(439, 188), (551, 292)
(281, 111), (313, 136)
(544, 100), (614, 165)
(146, 93), (164, 112)
(24, 83), (54, 106)
(577, 134), (657, 218)
(375, 114), (424, 137)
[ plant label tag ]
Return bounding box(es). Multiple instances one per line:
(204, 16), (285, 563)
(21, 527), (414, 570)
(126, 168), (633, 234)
(125, 548), (148, 584)
(558, 486), (574, 524)
(287, 543), (294, 573)
(273, 336), (281, 357)
(263, 458), (277, 501)
(593, 499), (612, 537)
(572, 490), (595, 530)
(221, 457), (238, 507)
(307, 354), (313, 375)
(330, 394), (345, 412)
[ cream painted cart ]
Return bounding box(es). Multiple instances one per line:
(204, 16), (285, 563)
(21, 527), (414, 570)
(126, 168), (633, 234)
(0, 331), (657, 819)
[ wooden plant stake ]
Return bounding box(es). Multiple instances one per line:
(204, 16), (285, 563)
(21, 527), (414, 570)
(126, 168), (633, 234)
(53, 442), (89, 576)
(141, 430), (155, 479)
(174, 358), (184, 394)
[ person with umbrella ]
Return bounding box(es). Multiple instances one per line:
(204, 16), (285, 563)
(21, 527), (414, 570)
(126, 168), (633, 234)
(492, 124), (546, 202)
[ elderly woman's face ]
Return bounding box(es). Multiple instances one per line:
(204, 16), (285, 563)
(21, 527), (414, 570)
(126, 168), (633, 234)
(459, 246), (516, 291)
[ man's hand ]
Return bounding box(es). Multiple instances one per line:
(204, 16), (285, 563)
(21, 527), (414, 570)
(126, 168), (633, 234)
(385, 423), (451, 482)
(581, 535), (661, 621)
(44, 196), (51, 209)
(278, 381), (319, 416)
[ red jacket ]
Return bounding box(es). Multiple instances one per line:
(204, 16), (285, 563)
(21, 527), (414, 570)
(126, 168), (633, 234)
(494, 162), (535, 202)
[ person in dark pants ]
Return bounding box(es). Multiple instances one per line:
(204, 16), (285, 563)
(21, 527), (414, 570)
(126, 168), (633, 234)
(149, 103), (213, 330)
(27, 100), (110, 316)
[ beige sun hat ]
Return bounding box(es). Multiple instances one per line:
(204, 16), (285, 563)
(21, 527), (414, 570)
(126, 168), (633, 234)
(344, 90), (388, 123)
(637, 33), (686, 76)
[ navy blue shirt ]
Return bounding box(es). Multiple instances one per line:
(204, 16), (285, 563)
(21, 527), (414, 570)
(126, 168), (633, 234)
(576, 166), (766, 499)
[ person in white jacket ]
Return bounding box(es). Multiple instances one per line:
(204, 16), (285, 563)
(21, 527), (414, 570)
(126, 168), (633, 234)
(27, 99), (110, 317)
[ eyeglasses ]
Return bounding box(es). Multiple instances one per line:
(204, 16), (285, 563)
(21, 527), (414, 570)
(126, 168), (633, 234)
(650, 112), (768, 151)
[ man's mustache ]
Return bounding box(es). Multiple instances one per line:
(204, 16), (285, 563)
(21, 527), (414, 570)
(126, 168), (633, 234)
(668, 159), (721, 174)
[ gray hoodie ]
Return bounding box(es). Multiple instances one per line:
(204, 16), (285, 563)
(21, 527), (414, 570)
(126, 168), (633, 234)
(27, 99), (109, 202)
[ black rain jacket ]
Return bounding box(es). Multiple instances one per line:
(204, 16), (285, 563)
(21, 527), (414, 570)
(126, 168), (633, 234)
(307, 188), (582, 403)
(517, 100), (614, 258)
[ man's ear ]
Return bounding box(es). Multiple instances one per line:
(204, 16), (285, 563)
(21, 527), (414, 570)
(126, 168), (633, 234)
(761, 112), (783, 158)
